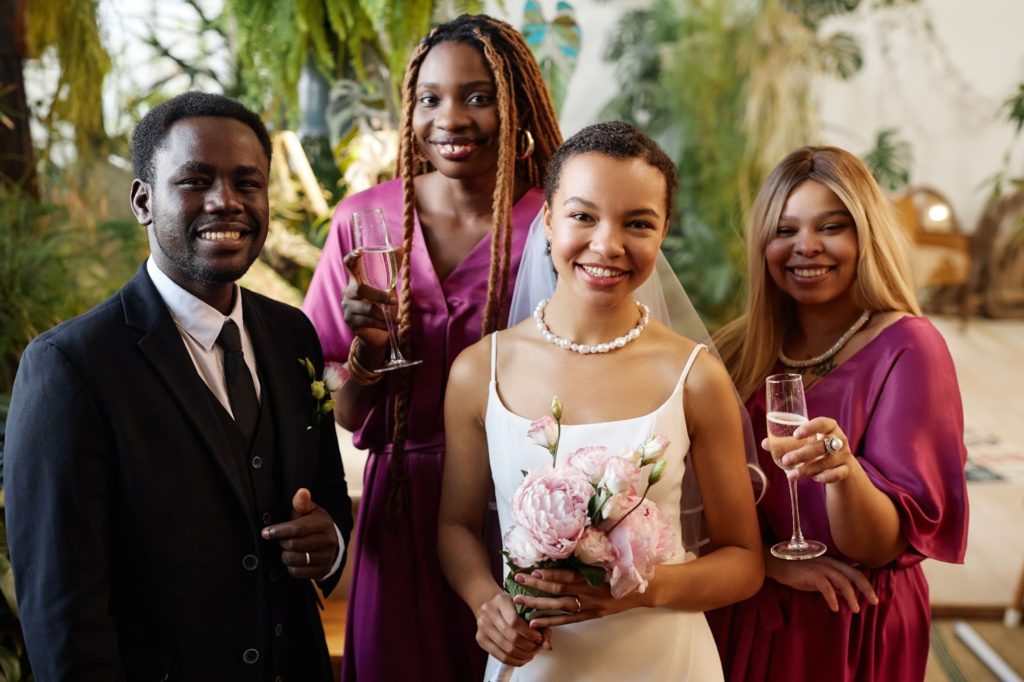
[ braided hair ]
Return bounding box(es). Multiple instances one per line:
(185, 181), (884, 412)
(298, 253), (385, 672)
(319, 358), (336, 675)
(387, 14), (562, 512)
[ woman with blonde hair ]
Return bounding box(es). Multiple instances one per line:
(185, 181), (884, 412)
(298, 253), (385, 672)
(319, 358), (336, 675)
(709, 146), (968, 681)
(302, 14), (562, 682)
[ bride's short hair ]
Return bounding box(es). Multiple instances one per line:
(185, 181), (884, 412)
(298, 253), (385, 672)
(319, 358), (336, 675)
(543, 121), (678, 217)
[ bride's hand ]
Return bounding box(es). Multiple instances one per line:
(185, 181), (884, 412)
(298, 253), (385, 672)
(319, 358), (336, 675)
(475, 591), (549, 666)
(511, 568), (638, 629)
(767, 554), (878, 613)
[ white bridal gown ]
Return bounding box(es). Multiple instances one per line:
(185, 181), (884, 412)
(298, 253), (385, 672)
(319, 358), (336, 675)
(483, 336), (724, 682)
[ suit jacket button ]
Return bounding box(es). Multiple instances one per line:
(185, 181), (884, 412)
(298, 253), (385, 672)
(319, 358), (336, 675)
(269, 569), (278, 582)
(242, 648), (260, 664)
(275, 677), (283, 682)
(262, 511), (273, 524)
(251, 455), (263, 469)
(242, 554), (259, 571)
(274, 623), (283, 636)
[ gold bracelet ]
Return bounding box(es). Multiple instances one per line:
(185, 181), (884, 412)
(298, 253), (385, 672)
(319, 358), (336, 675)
(347, 338), (383, 386)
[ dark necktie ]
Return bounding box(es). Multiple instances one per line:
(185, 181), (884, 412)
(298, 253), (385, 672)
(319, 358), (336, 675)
(216, 319), (259, 440)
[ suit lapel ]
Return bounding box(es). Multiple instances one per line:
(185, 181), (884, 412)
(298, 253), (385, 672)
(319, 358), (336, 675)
(123, 269), (255, 523)
(243, 293), (305, 497)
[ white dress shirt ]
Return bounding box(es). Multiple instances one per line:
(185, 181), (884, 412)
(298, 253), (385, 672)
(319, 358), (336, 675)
(147, 258), (344, 577)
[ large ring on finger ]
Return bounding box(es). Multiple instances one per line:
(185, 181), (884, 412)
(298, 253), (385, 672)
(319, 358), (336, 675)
(572, 595), (582, 613)
(823, 435), (843, 456)
(305, 551), (311, 566)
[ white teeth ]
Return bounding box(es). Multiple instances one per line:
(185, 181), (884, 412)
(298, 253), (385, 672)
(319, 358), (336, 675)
(199, 231), (242, 241)
(792, 267), (830, 278)
(440, 143), (472, 154)
(581, 265), (623, 278)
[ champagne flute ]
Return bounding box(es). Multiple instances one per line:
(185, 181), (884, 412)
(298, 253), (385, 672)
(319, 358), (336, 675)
(350, 208), (422, 372)
(765, 373), (826, 560)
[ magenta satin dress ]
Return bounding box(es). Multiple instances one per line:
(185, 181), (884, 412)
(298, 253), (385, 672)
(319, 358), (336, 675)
(303, 179), (544, 682)
(707, 316), (968, 682)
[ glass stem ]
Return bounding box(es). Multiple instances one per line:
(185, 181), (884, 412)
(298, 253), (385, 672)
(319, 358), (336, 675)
(379, 303), (403, 365)
(787, 477), (807, 548)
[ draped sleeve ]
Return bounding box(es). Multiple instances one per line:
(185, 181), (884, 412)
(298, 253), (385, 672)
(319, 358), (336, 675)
(858, 318), (968, 563)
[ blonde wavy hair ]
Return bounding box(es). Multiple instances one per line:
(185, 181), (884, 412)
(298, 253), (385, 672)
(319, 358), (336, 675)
(716, 145), (921, 400)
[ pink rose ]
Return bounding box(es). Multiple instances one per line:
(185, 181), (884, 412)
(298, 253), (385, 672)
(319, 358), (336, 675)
(509, 465), (592, 563)
(599, 456), (641, 495)
(574, 526), (617, 567)
(607, 498), (672, 598)
(563, 446), (610, 485)
(528, 415), (559, 451)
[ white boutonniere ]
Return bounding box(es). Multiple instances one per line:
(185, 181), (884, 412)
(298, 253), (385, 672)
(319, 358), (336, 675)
(298, 357), (343, 427)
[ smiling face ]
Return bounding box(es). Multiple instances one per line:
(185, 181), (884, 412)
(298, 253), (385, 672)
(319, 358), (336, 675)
(765, 180), (859, 309)
(544, 153), (668, 306)
(131, 116), (269, 308)
(411, 41), (501, 180)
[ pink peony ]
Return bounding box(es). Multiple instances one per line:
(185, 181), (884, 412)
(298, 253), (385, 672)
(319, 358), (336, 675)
(601, 491), (640, 523)
(574, 526), (617, 567)
(503, 524), (546, 568)
(563, 446), (610, 484)
(599, 456), (642, 495)
(527, 415), (559, 451)
(606, 498), (672, 598)
(508, 465), (592, 565)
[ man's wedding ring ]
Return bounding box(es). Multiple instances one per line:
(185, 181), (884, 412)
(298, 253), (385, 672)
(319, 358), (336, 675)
(305, 551), (311, 566)
(572, 595), (582, 613)
(824, 435), (843, 456)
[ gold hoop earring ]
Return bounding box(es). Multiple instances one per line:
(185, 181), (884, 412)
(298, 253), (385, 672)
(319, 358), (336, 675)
(516, 129), (535, 161)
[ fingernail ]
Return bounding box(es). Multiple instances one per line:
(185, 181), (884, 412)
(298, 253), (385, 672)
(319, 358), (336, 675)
(531, 570), (542, 578)
(261, 529), (271, 539)
(513, 596), (524, 604)
(514, 574), (526, 584)
(871, 597), (879, 605)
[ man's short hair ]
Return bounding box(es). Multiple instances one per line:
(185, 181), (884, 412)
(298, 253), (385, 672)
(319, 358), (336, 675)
(130, 92), (272, 184)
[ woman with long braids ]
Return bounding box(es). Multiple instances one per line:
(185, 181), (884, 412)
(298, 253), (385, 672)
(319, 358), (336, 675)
(302, 14), (562, 682)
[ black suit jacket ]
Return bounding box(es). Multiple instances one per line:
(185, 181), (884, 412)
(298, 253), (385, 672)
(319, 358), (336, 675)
(4, 267), (354, 681)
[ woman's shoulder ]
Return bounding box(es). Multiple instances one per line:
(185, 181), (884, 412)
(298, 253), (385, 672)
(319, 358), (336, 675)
(867, 313), (948, 355)
(332, 178), (404, 215)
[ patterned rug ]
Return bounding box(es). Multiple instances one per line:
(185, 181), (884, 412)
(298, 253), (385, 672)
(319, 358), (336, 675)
(964, 424), (1024, 483)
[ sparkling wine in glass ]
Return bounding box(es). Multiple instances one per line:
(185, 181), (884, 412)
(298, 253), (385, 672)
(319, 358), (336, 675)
(350, 208), (422, 372)
(766, 373), (826, 560)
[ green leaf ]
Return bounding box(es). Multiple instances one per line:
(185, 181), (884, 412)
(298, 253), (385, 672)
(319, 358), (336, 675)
(862, 128), (913, 192)
(0, 555), (16, 618)
(577, 562), (606, 588)
(817, 32), (863, 80)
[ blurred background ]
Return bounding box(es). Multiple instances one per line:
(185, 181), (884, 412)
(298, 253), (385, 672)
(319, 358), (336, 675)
(1, 1), (1022, 679)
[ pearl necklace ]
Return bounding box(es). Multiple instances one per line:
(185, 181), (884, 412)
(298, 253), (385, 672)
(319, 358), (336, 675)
(533, 299), (650, 354)
(778, 310), (872, 369)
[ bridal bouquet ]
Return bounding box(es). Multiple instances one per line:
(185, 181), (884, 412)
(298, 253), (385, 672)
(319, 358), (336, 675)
(502, 396), (674, 616)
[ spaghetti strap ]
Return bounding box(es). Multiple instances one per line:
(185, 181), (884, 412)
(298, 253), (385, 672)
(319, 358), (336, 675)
(679, 343), (707, 388)
(489, 332), (498, 384)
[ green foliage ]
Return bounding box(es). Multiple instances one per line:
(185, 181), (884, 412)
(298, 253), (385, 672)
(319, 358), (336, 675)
(1006, 82), (1024, 135)
(603, 0), (916, 326)
(222, 0), (438, 124)
(863, 128), (913, 192)
(25, 0), (111, 160)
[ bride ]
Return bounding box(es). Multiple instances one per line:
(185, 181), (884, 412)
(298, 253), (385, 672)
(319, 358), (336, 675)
(438, 121), (763, 680)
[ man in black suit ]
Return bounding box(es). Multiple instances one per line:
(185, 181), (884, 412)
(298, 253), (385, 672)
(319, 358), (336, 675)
(4, 92), (353, 681)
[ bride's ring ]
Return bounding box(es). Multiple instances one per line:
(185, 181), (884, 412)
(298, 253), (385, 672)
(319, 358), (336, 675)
(572, 595), (582, 613)
(823, 435), (843, 456)
(305, 551), (311, 566)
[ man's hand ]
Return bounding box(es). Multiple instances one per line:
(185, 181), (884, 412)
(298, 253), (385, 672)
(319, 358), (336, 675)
(261, 488), (339, 580)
